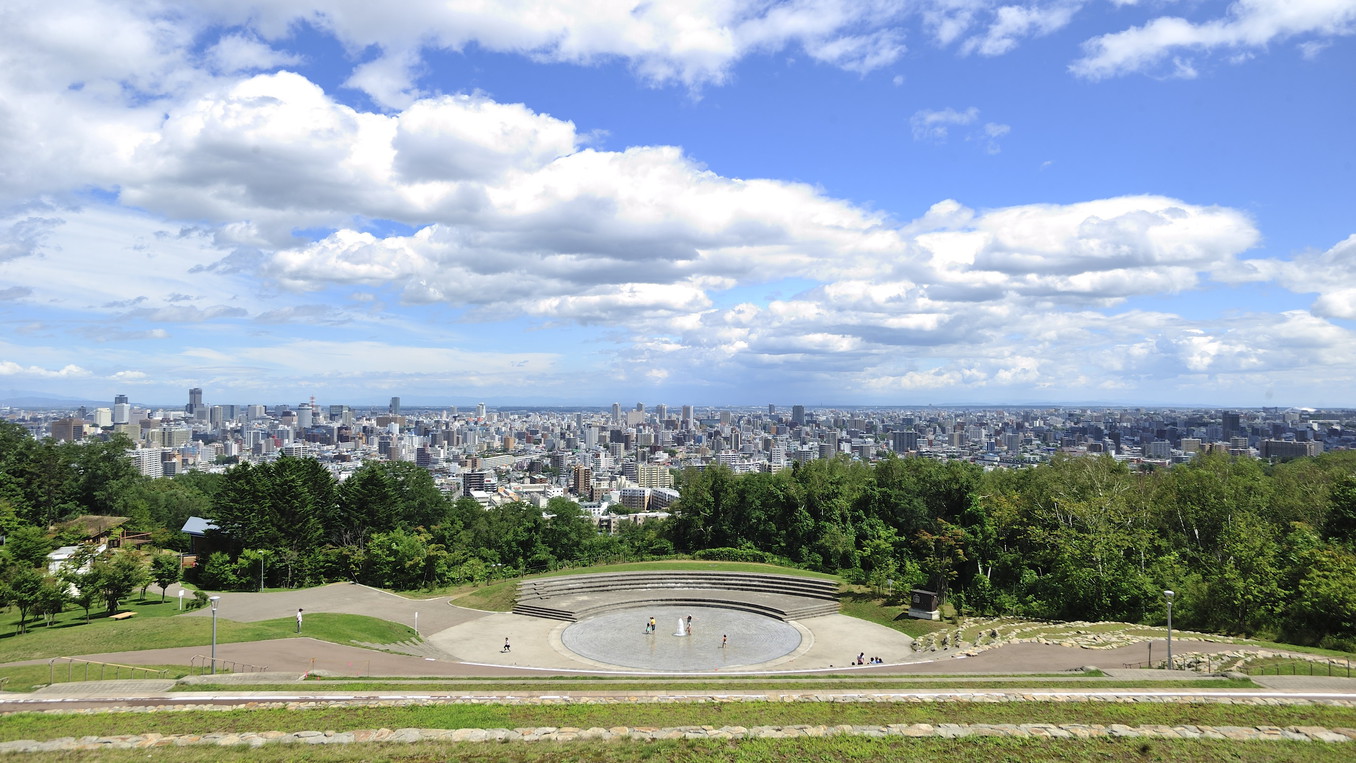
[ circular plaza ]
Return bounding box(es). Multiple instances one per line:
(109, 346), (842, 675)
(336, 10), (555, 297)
(560, 605), (804, 671)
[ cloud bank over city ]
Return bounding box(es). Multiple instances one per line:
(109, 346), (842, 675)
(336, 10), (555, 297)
(1, 1), (1353, 406)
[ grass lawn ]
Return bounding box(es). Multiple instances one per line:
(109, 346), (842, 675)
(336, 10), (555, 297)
(0, 662), (192, 692)
(838, 586), (950, 639)
(2, 700), (1351, 743)
(0, 610), (414, 665)
(1243, 656), (1356, 677)
(25, 738), (1353, 763)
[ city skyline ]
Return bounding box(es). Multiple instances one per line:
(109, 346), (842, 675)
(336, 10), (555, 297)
(1, 2), (1354, 407)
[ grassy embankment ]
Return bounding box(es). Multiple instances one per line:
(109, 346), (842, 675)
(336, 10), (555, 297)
(0, 592), (414, 673)
(2, 699), (1352, 743)
(13, 738), (1354, 763)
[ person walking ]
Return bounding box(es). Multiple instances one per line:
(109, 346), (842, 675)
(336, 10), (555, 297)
(721, 634), (727, 649)
(295, 608), (303, 634)
(503, 637), (511, 653)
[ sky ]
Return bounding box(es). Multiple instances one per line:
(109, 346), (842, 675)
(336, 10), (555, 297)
(1, 1), (1354, 408)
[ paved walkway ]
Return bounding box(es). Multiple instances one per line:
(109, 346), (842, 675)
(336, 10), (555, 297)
(0, 582), (1338, 681)
(175, 582), (483, 634)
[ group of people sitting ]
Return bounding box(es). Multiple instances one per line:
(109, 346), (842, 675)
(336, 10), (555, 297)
(854, 653), (883, 665)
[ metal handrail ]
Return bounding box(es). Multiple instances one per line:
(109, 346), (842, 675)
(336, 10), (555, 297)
(48, 657), (169, 685)
(188, 655), (269, 675)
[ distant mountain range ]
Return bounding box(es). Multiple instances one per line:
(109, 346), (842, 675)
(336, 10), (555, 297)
(0, 390), (112, 408)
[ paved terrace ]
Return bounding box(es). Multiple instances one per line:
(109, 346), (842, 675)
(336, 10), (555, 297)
(0, 580), (1304, 680)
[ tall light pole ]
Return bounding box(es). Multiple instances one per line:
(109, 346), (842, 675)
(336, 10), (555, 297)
(1163, 589), (1174, 670)
(209, 596), (221, 675)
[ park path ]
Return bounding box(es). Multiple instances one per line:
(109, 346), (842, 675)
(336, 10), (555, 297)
(173, 582), (485, 633)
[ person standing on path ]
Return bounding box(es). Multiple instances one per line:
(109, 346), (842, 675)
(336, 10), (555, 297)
(503, 637), (511, 653)
(721, 634), (727, 649)
(686, 615), (693, 635)
(295, 608), (303, 634)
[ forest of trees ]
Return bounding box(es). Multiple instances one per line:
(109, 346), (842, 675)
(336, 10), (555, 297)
(1, 419), (1353, 649)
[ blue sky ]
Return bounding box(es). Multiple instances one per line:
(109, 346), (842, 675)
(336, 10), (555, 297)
(1, 1), (1354, 408)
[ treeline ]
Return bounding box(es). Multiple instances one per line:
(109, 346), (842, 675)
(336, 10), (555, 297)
(195, 457), (667, 590)
(670, 452), (1356, 649)
(1, 417), (1353, 649)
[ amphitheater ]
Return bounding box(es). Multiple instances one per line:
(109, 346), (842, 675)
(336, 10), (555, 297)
(425, 569), (916, 673)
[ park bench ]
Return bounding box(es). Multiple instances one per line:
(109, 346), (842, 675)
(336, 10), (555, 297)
(109, 612), (136, 621)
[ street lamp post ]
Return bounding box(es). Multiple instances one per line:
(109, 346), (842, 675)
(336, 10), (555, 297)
(1164, 589), (1175, 670)
(209, 596), (221, 675)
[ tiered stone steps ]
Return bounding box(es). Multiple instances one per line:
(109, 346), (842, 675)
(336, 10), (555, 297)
(512, 571), (840, 622)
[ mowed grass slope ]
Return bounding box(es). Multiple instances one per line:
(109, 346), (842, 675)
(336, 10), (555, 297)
(20, 738), (1356, 763)
(0, 607), (415, 665)
(2, 700), (1353, 743)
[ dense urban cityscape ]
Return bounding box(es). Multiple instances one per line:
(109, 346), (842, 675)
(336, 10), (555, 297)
(7, 389), (1353, 532)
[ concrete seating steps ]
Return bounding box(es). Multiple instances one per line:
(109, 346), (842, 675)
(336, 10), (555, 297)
(511, 571), (842, 622)
(517, 572), (839, 602)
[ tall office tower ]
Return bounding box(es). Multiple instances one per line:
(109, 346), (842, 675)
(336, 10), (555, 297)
(1222, 411), (1241, 439)
(328, 405), (352, 426)
(185, 388), (204, 418)
(681, 405), (693, 427)
(297, 403), (313, 429)
(93, 407), (112, 427)
(476, 402), (486, 419)
(390, 396), (401, 415)
(769, 404), (776, 415)
(635, 402), (644, 412)
(112, 400), (131, 425)
(611, 402), (621, 424)
(655, 404), (667, 422)
(791, 405), (806, 426)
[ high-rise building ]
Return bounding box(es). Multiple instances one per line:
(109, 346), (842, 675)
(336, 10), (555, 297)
(1222, 411), (1241, 439)
(329, 405), (352, 426)
(389, 396), (401, 415)
(476, 402), (486, 419)
(891, 431), (920, 453)
(50, 418), (85, 442)
(461, 470), (488, 496)
(611, 402), (621, 424)
(791, 405), (806, 426)
(681, 405), (693, 427)
(768, 404), (776, 415)
(186, 388), (204, 418)
(572, 464), (593, 497)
